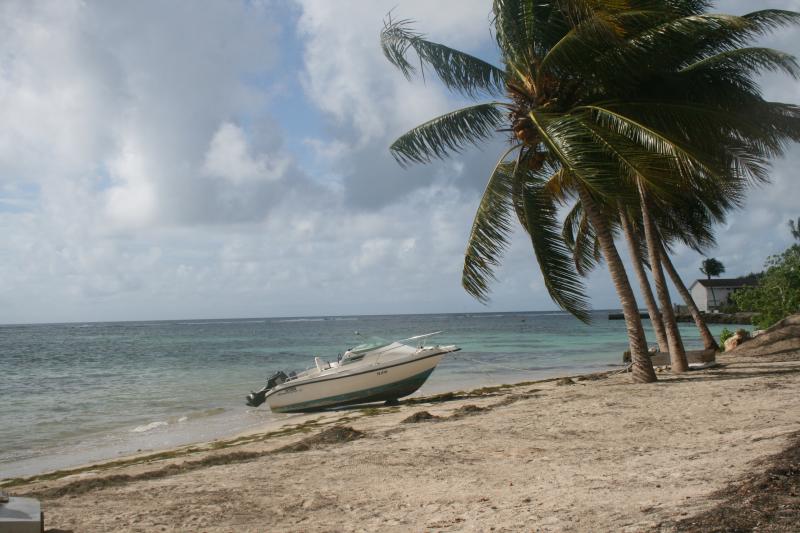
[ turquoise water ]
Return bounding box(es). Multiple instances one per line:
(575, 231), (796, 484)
(0, 311), (739, 479)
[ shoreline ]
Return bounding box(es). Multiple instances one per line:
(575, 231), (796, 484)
(2, 312), (734, 481)
(1, 368), (619, 489)
(7, 329), (800, 531)
(1, 358), (623, 483)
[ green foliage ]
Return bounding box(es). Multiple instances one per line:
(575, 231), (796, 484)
(719, 327), (734, 347)
(462, 150), (591, 322)
(462, 151), (520, 304)
(733, 245), (800, 329)
(717, 301), (740, 314)
(380, 2), (800, 323)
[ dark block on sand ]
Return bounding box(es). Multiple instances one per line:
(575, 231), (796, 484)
(0, 497), (43, 533)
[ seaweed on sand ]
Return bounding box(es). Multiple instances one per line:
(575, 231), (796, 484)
(20, 426), (364, 499)
(401, 411), (441, 423)
(450, 404), (489, 418)
(671, 431), (800, 532)
(274, 426), (364, 453)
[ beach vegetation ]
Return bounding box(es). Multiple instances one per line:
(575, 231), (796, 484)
(719, 327), (734, 347)
(733, 244), (800, 329)
(381, 1), (800, 382)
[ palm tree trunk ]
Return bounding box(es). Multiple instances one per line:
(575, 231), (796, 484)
(638, 187), (688, 372)
(659, 242), (720, 351)
(708, 279), (717, 310)
(618, 208), (669, 353)
(577, 185), (657, 383)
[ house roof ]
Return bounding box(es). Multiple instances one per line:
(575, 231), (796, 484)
(691, 276), (760, 289)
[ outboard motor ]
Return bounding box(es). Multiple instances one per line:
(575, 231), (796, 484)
(245, 371), (288, 407)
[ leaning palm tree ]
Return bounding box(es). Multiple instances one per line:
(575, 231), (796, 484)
(565, 200), (670, 353)
(381, 1), (800, 383)
(661, 244), (720, 350)
(654, 198), (725, 350)
(567, 195), (723, 353)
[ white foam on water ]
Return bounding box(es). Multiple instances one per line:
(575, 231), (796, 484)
(130, 421), (168, 433)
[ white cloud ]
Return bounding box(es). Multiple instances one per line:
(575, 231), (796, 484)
(203, 122), (288, 184)
(105, 141), (158, 228)
(297, 0), (492, 144)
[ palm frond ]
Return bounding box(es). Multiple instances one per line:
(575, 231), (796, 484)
(584, 101), (800, 186)
(517, 166), (592, 322)
(381, 17), (506, 98)
(653, 197), (719, 253)
(682, 47), (800, 79)
(664, 0), (711, 16)
(462, 146), (521, 302)
(580, 10), (800, 88)
(563, 201), (602, 276)
(537, 7), (677, 81)
(527, 110), (622, 198)
(578, 104), (723, 187)
(389, 103), (505, 166)
(742, 9), (800, 35)
(570, 110), (680, 200)
(562, 200), (582, 250)
(492, 0), (568, 76)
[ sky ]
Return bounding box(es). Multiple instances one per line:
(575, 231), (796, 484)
(1, 0), (799, 324)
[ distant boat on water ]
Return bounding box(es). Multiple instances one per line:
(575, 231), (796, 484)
(245, 332), (459, 413)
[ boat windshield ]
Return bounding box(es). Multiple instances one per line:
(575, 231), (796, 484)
(348, 337), (391, 354)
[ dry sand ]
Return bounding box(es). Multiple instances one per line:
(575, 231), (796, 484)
(6, 319), (800, 532)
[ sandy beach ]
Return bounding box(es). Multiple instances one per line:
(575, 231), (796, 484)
(5, 318), (800, 532)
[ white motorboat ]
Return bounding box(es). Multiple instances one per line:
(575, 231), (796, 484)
(245, 332), (459, 413)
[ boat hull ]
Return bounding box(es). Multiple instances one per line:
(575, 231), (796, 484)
(265, 352), (445, 413)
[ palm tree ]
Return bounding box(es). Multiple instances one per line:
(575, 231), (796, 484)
(789, 217), (800, 241)
(660, 246), (720, 350)
(562, 201), (671, 354)
(639, 190), (689, 370)
(700, 257), (726, 309)
(570, 199), (721, 352)
(617, 208), (669, 353)
(654, 199), (724, 350)
(381, 1), (800, 383)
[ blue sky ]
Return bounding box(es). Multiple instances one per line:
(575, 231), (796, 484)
(1, 0), (799, 324)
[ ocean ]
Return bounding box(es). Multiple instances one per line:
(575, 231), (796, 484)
(0, 311), (738, 479)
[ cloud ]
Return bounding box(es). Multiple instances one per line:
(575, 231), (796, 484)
(0, 0), (293, 227)
(297, 0), (493, 143)
(203, 122), (289, 184)
(295, 0), (506, 208)
(2, 0), (800, 324)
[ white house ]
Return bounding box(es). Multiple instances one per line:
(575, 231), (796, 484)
(689, 277), (759, 312)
